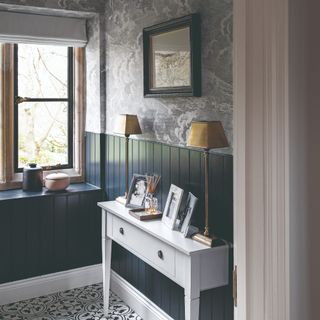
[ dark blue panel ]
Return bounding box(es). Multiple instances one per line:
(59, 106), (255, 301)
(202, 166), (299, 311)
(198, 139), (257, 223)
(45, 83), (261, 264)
(26, 199), (41, 277)
(11, 200), (28, 281)
(114, 136), (121, 198)
(160, 145), (171, 210)
(39, 197), (55, 275)
(119, 137), (126, 196)
(139, 140), (147, 175)
(170, 146), (180, 186)
(0, 187), (102, 285)
(153, 143), (162, 205)
(85, 132), (101, 187)
(0, 202), (11, 283)
(54, 196), (68, 271)
(106, 135), (115, 200)
(67, 193), (81, 268)
(146, 141), (154, 174)
(131, 139), (139, 179)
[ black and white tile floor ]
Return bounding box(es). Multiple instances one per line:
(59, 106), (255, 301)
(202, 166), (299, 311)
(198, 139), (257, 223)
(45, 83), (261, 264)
(0, 283), (142, 320)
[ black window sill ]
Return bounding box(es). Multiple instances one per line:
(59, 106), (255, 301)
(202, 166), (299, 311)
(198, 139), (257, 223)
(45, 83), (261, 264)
(0, 183), (101, 202)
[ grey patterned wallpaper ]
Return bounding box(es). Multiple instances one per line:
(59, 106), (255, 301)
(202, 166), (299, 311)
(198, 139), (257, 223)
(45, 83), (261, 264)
(0, 0), (233, 149)
(105, 0), (233, 150)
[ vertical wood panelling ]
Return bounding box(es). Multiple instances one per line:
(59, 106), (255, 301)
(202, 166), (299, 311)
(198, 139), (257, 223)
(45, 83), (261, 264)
(189, 149), (204, 229)
(104, 134), (233, 241)
(26, 199), (41, 278)
(0, 188), (102, 285)
(170, 146), (180, 187)
(209, 156), (224, 238)
(85, 132), (102, 187)
(119, 137), (126, 196)
(106, 135), (115, 200)
(11, 201), (28, 281)
(39, 197), (55, 275)
(101, 133), (233, 320)
(139, 140), (147, 174)
(153, 143), (162, 205)
(114, 136), (120, 198)
(54, 196), (68, 272)
(67, 193), (81, 268)
(0, 202), (11, 283)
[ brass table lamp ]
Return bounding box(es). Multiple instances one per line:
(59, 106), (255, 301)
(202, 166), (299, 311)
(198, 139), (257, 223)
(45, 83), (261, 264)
(187, 121), (228, 246)
(114, 114), (142, 204)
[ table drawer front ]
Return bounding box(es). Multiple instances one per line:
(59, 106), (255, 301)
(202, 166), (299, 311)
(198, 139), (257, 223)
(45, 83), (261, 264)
(112, 215), (175, 277)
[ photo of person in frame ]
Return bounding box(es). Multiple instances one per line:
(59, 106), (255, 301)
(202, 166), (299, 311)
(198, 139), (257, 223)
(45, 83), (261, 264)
(130, 178), (147, 206)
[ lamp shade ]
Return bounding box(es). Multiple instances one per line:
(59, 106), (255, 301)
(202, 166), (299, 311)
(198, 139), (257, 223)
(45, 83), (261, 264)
(187, 121), (228, 149)
(113, 114), (142, 136)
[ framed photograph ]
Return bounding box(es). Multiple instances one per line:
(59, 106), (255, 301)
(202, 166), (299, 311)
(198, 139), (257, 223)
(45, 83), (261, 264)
(178, 192), (198, 236)
(162, 184), (184, 229)
(143, 14), (201, 97)
(125, 174), (147, 209)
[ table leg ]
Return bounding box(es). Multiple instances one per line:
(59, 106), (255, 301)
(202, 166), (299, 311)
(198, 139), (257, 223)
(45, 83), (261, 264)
(185, 295), (200, 320)
(102, 236), (112, 316)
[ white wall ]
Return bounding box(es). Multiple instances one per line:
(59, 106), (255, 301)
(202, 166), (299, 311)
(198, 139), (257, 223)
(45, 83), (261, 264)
(289, 0), (320, 319)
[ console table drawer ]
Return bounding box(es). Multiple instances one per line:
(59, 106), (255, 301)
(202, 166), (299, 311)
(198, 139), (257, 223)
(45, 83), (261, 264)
(112, 215), (176, 277)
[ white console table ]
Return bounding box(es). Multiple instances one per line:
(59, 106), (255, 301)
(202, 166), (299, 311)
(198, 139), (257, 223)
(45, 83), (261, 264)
(98, 201), (229, 320)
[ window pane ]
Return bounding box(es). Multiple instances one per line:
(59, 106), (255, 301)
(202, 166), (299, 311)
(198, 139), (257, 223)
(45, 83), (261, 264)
(18, 102), (69, 168)
(18, 44), (68, 98)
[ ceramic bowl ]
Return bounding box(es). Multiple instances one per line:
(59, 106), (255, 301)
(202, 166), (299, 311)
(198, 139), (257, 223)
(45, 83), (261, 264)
(45, 172), (70, 191)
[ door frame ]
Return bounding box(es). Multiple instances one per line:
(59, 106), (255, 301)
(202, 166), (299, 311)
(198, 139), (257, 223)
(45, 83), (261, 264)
(233, 0), (290, 319)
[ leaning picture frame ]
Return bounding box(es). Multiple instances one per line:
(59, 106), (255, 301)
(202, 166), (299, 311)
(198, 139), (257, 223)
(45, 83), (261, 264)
(162, 184), (184, 229)
(178, 192), (198, 237)
(125, 174), (147, 209)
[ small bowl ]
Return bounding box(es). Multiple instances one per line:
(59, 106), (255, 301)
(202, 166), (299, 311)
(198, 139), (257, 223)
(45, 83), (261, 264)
(45, 172), (70, 191)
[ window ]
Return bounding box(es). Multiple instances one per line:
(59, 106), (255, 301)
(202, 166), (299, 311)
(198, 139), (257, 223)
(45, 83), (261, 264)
(0, 43), (85, 190)
(14, 44), (74, 171)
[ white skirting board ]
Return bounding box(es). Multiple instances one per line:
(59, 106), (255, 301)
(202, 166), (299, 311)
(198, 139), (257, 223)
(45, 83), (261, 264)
(0, 264), (172, 320)
(0, 264), (103, 306)
(110, 270), (173, 320)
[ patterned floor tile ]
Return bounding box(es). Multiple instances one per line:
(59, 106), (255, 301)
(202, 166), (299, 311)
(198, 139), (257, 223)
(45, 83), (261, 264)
(0, 283), (142, 320)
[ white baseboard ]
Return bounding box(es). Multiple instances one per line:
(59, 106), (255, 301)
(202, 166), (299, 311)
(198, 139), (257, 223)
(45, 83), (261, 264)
(0, 264), (103, 306)
(110, 270), (173, 320)
(0, 264), (172, 320)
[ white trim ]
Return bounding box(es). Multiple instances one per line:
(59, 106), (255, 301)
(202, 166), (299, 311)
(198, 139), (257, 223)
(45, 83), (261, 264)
(233, 0), (247, 318)
(110, 270), (173, 320)
(233, 0), (290, 319)
(0, 264), (102, 306)
(0, 264), (172, 320)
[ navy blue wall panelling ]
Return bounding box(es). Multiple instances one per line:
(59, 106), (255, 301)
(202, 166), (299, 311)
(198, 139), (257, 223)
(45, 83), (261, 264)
(0, 188), (103, 284)
(85, 132), (105, 188)
(104, 134), (233, 242)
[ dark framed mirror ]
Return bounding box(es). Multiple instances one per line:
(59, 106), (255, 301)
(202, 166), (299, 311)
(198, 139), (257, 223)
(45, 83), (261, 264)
(143, 14), (201, 97)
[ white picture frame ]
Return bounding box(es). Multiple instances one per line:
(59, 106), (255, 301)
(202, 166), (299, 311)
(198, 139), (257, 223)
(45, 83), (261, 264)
(178, 192), (198, 236)
(162, 184), (184, 229)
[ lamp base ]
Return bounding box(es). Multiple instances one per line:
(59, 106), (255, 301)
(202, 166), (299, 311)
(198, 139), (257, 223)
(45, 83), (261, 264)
(192, 233), (216, 247)
(115, 196), (127, 205)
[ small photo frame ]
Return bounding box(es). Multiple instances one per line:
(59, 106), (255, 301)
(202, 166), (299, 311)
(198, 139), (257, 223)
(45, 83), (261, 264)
(178, 192), (198, 237)
(162, 184), (184, 229)
(125, 174), (147, 209)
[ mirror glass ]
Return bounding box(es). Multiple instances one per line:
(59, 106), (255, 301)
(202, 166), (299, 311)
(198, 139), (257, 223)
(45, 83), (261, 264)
(150, 26), (191, 89)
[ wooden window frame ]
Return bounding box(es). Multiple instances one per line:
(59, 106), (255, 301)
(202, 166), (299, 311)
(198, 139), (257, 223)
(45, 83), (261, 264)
(0, 44), (85, 190)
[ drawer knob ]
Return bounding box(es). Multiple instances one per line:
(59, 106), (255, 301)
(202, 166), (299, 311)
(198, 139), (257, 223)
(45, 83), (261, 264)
(119, 227), (124, 235)
(158, 250), (163, 260)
